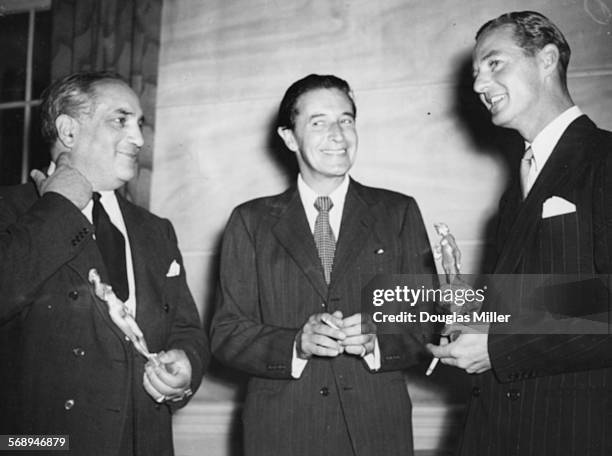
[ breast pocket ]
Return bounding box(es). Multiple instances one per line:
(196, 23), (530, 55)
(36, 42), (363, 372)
(535, 210), (583, 273)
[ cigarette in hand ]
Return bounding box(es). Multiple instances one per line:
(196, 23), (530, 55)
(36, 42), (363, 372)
(425, 357), (439, 376)
(321, 315), (340, 330)
(425, 330), (460, 376)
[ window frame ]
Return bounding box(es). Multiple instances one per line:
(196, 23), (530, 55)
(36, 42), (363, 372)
(0, 0), (51, 183)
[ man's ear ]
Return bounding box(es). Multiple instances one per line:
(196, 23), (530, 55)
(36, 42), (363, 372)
(277, 126), (299, 153)
(55, 114), (79, 148)
(538, 43), (560, 77)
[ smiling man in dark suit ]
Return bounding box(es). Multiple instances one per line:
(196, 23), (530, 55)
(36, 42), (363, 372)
(211, 74), (436, 456)
(0, 71), (209, 456)
(428, 11), (612, 455)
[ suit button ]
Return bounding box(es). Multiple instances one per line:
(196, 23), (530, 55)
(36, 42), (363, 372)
(319, 387), (329, 396)
(72, 347), (85, 357)
(321, 302), (326, 308)
(472, 387), (480, 397)
(64, 399), (75, 410)
(68, 290), (79, 300)
(506, 389), (520, 401)
(163, 304), (170, 312)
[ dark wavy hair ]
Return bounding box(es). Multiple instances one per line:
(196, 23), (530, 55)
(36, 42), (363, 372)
(476, 11), (571, 88)
(277, 74), (356, 130)
(40, 71), (127, 144)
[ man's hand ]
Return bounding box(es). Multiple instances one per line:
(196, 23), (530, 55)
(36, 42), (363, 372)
(30, 152), (92, 209)
(427, 325), (491, 374)
(295, 311), (345, 359)
(143, 349), (193, 403)
(340, 313), (376, 357)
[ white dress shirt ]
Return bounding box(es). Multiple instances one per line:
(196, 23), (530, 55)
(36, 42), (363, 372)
(292, 174), (380, 377)
(47, 161), (137, 316)
(524, 105), (583, 195)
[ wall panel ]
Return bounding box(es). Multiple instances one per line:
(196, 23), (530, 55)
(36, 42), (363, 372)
(153, 1), (612, 454)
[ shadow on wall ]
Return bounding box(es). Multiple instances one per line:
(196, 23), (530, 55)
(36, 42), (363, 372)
(451, 50), (523, 275)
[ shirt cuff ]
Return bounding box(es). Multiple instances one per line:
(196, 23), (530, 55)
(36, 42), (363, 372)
(363, 337), (381, 371)
(291, 341), (309, 378)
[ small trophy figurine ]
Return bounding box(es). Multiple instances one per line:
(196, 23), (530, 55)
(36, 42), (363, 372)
(434, 222), (462, 285)
(427, 223), (482, 375)
(88, 268), (160, 367)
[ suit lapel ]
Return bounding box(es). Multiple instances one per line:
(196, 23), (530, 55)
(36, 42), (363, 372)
(330, 181), (375, 287)
(272, 188), (329, 299)
(494, 116), (595, 273)
(117, 194), (166, 336)
(64, 202), (126, 343)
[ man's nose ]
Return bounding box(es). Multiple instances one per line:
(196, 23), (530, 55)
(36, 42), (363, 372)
(130, 125), (145, 148)
(472, 71), (489, 94)
(328, 121), (345, 141)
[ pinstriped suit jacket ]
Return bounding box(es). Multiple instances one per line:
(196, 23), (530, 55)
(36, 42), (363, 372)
(211, 179), (436, 456)
(458, 116), (612, 456)
(0, 185), (208, 456)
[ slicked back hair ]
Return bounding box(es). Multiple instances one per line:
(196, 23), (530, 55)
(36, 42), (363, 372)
(40, 71), (128, 144)
(277, 74), (356, 130)
(476, 11), (571, 89)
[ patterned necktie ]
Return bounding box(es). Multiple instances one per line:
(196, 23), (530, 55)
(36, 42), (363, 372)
(520, 145), (536, 198)
(314, 196), (336, 284)
(92, 192), (129, 301)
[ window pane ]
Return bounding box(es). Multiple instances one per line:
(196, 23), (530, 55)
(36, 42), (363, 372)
(29, 105), (49, 173)
(0, 108), (25, 185)
(0, 13), (28, 102)
(33, 10), (51, 99)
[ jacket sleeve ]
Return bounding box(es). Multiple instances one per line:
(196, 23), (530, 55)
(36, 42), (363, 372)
(161, 219), (210, 408)
(377, 197), (439, 372)
(0, 191), (93, 323)
(210, 208), (296, 379)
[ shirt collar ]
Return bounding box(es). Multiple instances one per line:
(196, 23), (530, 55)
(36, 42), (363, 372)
(526, 105), (583, 172)
(297, 174), (350, 209)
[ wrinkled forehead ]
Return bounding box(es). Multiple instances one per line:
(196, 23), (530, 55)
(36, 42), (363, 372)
(90, 80), (143, 116)
(295, 87), (355, 115)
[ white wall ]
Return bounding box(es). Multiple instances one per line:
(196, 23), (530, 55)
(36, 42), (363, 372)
(151, 1), (612, 454)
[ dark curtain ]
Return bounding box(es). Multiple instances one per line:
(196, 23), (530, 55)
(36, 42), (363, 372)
(50, 0), (163, 208)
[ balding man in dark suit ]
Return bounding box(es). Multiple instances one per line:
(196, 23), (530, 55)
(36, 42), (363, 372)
(0, 71), (208, 456)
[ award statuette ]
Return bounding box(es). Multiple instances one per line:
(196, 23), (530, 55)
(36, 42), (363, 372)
(427, 223), (483, 375)
(88, 268), (161, 367)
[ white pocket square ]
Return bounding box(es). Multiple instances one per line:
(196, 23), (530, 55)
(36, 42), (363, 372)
(542, 196), (576, 219)
(166, 260), (181, 277)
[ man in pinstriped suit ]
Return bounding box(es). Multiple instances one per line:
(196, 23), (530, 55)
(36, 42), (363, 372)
(210, 74), (436, 455)
(429, 11), (612, 455)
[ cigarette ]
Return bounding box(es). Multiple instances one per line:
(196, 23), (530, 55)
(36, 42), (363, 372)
(321, 315), (340, 330)
(425, 357), (439, 376)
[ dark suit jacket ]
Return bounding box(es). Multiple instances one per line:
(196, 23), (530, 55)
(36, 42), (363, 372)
(458, 116), (612, 456)
(0, 184), (209, 456)
(211, 179), (436, 456)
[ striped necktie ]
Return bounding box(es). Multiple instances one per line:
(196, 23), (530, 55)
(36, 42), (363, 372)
(314, 196), (336, 284)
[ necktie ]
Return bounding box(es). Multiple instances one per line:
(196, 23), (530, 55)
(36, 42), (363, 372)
(314, 196), (336, 284)
(92, 192), (129, 301)
(520, 145), (536, 198)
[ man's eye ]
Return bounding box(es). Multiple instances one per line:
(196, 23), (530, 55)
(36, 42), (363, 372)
(341, 118), (354, 126)
(489, 59), (500, 70)
(311, 120), (325, 127)
(114, 117), (127, 127)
